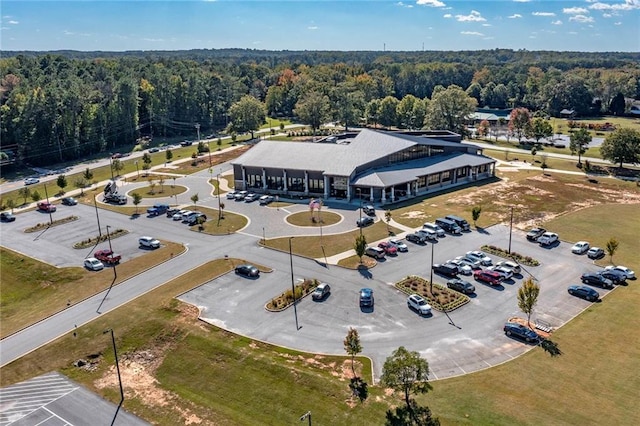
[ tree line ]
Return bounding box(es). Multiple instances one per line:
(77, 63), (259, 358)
(1, 50), (639, 167)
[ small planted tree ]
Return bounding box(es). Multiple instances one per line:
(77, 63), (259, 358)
(471, 206), (482, 227)
(132, 192), (142, 214)
(56, 174), (67, 195)
(6, 198), (16, 213)
(217, 137), (222, 150)
(191, 193), (199, 211)
(343, 328), (362, 376)
(165, 149), (173, 162)
(605, 237), (619, 263)
(569, 127), (591, 167)
(385, 210), (392, 233)
(74, 177), (87, 195)
(354, 234), (367, 264)
(380, 346), (433, 413)
(517, 277), (540, 328)
(83, 168), (93, 183)
(158, 176), (165, 193)
(31, 190), (42, 202)
(18, 187), (31, 205)
(111, 159), (123, 177)
(148, 179), (156, 195)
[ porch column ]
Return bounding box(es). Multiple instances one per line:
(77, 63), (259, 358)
(323, 176), (329, 198)
(283, 170), (288, 191)
(346, 184), (351, 200)
(492, 162), (496, 176)
(391, 187), (395, 202)
(439, 172), (443, 187)
(241, 167), (246, 190)
(370, 187), (374, 202)
(304, 171), (309, 194)
(381, 188), (386, 203)
(262, 169), (267, 191)
(406, 182), (411, 196)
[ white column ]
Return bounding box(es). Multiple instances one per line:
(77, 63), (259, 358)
(406, 182), (411, 196)
(241, 167), (246, 190)
(304, 171), (309, 194)
(346, 184), (351, 200)
(323, 176), (329, 198)
(262, 169), (267, 190)
(391, 187), (395, 202)
(283, 170), (288, 191)
(370, 187), (374, 202)
(381, 188), (386, 203)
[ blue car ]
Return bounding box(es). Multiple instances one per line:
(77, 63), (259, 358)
(147, 204), (170, 216)
(568, 285), (599, 302)
(359, 288), (374, 308)
(503, 322), (539, 343)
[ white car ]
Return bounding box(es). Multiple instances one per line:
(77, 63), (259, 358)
(139, 236), (160, 249)
(466, 250), (492, 266)
(571, 241), (590, 254)
(259, 195), (274, 205)
(226, 190), (238, 199)
(24, 177), (40, 185)
(173, 210), (187, 221)
(84, 257), (104, 271)
(538, 232), (559, 246)
(388, 239), (408, 252)
(496, 260), (521, 275)
(234, 190), (248, 201)
(455, 255), (482, 269)
(489, 265), (514, 280)
(244, 193), (259, 202)
(181, 210), (194, 221)
(604, 265), (635, 280)
(422, 222), (445, 237)
(407, 294), (432, 316)
(447, 259), (472, 275)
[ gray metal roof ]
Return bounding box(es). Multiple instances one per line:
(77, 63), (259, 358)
(353, 153), (495, 187)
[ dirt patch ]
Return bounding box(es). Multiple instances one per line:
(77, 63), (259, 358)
(508, 316), (551, 340)
(400, 211), (428, 220)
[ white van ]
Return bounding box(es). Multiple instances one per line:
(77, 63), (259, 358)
(423, 222), (445, 237)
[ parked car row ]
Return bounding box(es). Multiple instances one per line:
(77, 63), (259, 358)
(526, 227), (559, 247)
(225, 190), (275, 205)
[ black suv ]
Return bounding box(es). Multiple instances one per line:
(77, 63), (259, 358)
(526, 227), (546, 241)
(1, 212), (16, 222)
(581, 272), (613, 289)
(599, 270), (626, 285)
(433, 263), (458, 277)
(356, 217), (374, 227)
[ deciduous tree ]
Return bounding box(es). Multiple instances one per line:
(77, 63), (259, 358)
(132, 192), (142, 214)
(228, 95), (266, 139)
(343, 328), (362, 376)
(569, 128), (592, 166)
(294, 91), (330, 134)
(527, 117), (553, 145)
(605, 237), (619, 263)
(471, 206), (482, 226)
(600, 128), (640, 168)
(425, 85), (477, 135)
(56, 174), (67, 195)
(191, 193), (199, 211)
(509, 107), (532, 143)
(380, 346), (432, 413)
(517, 277), (540, 328)
(354, 234), (367, 264)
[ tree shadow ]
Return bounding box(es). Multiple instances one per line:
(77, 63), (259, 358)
(540, 338), (563, 357)
(476, 226), (491, 235)
(385, 399), (440, 426)
(349, 377), (368, 402)
(358, 265), (373, 279)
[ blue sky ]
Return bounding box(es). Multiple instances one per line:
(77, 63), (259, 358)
(1, 0), (639, 52)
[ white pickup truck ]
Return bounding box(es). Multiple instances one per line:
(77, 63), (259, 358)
(538, 232), (558, 246)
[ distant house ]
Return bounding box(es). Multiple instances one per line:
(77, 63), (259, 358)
(560, 109), (576, 119)
(468, 108), (512, 125)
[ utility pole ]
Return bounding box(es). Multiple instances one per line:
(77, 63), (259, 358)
(289, 237), (299, 331)
(103, 329), (124, 426)
(429, 241), (434, 296)
(508, 206), (514, 255)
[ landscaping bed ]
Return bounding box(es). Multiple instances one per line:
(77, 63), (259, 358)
(24, 216), (79, 233)
(481, 244), (540, 266)
(266, 278), (319, 312)
(73, 229), (129, 249)
(395, 275), (469, 311)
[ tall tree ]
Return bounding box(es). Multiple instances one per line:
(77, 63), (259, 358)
(380, 346), (433, 413)
(569, 128), (592, 166)
(343, 328), (362, 376)
(425, 85), (477, 135)
(56, 174), (67, 195)
(609, 92), (626, 116)
(600, 128), (640, 168)
(605, 237), (619, 263)
(228, 95), (266, 139)
(517, 277), (540, 328)
(354, 234), (367, 264)
(365, 98), (381, 128)
(379, 96), (399, 128)
(527, 118), (553, 145)
(294, 91), (330, 134)
(509, 107), (532, 143)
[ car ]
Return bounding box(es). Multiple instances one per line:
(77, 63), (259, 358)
(166, 208), (181, 218)
(581, 272), (613, 289)
(496, 260), (521, 275)
(587, 247), (605, 260)
(446, 259), (473, 275)
(568, 285), (600, 302)
(181, 210), (195, 221)
(234, 190), (248, 201)
(604, 265), (635, 280)
(474, 270), (503, 285)
(407, 294), (432, 316)
(378, 242), (398, 256)
(455, 256), (482, 270)
(598, 269), (626, 285)
(111, 152), (122, 159)
(362, 205), (375, 216)
(465, 250), (492, 266)
(139, 236), (160, 249)
(445, 215), (471, 231)
(226, 190), (238, 199)
(388, 239), (408, 252)
(488, 265), (514, 280)
(37, 201), (56, 213)
(503, 322), (539, 343)
(433, 263), (458, 277)
(235, 264), (259, 277)
(356, 217), (374, 227)
(186, 212), (207, 225)
(365, 246), (385, 259)
(244, 193), (259, 202)
(435, 217), (462, 234)
(311, 283), (331, 301)
(147, 204), (170, 216)
(259, 195), (274, 205)
(1, 212), (16, 222)
(180, 140), (193, 147)
(94, 249), (121, 265)
(406, 233), (427, 244)
(538, 232), (559, 246)
(416, 229), (438, 241)
(422, 222), (445, 237)
(84, 257), (104, 271)
(526, 227), (546, 241)
(571, 241), (590, 254)
(446, 278), (476, 294)
(61, 197), (78, 206)
(148, 147), (160, 153)
(24, 177), (40, 185)
(173, 210), (188, 221)
(359, 288), (374, 308)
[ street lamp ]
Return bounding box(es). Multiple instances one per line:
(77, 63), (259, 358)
(134, 160), (139, 178)
(109, 157), (115, 180)
(357, 188), (363, 237)
(429, 240), (434, 296)
(103, 328), (124, 426)
(508, 206), (514, 255)
(217, 173), (222, 222)
(105, 225), (117, 280)
(299, 411), (311, 426)
(289, 237), (299, 330)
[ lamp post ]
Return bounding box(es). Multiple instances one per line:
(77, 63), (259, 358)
(103, 328), (124, 426)
(93, 197), (102, 237)
(299, 411), (311, 426)
(105, 225), (117, 280)
(357, 188), (362, 237)
(508, 206), (514, 255)
(217, 173), (222, 222)
(134, 160), (139, 179)
(43, 183), (53, 224)
(289, 237), (299, 330)
(109, 157), (114, 180)
(429, 240), (434, 296)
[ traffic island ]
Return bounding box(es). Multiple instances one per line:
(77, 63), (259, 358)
(265, 278), (319, 312)
(395, 275), (470, 311)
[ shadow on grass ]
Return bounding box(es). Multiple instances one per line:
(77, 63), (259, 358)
(385, 399), (440, 426)
(540, 338), (563, 357)
(349, 377), (368, 402)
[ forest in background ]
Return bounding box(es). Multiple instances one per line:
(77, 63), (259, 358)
(1, 49), (639, 167)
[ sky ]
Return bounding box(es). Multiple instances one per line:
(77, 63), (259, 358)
(1, 0), (639, 52)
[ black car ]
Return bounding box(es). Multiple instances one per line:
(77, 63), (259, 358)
(235, 264), (259, 278)
(1, 212), (16, 222)
(598, 270), (626, 285)
(568, 285), (599, 302)
(406, 233), (426, 244)
(61, 197), (78, 206)
(581, 272), (613, 289)
(186, 213), (207, 225)
(503, 322), (539, 343)
(446, 278), (475, 294)
(356, 217), (374, 227)
(433, 263), (458, 277)
(166, 208), (181, 218)
(526, 227), (546, 241)
(359, 288), (374, 308)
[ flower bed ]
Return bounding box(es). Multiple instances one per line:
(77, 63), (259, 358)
(266, 278), (320, 312)
(481, 245), (540, 266)
(73, 229), (129, 249)
(395, 275), (469, 312)
(24, 216), (78, 233)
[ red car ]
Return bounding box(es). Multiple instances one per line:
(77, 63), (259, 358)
(378, 242), (398, 256)
(37, 201), (56, 213)
(94, 249), (121, 265)
(474, 270), (503, 285)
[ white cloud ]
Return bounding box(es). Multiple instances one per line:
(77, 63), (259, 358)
(532, 12), (556, 17)
(508, 14), (522, 19)
(614, 21), (623, 24)
(417, 0), (446, 7)
(551, 20), (563, 25)
(568, 31), (578, 34)
(308, 26), (318, 30)
(570, 14), (595, 22)
(589, 1), (639, 11)
(482, 23), (492, 27)
(563, 7), (588, 14)
(461, 31), (484, 36)
(456, 10), (486, 22)
(443, 13), (452, 18)
(1, 27), (8, 30)
(396, 2), (413, 7)
(513, 0), (531, 2)
(143, 38), (164, 42)
(8, 20), (18, 25)
(603, 12), (613, 17)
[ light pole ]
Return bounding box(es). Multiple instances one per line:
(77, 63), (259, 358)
(103, 328), (124, 426)
(134, 160), (139, 179)
(508, 206), (514, 255)
(105, 225), (117, 280)
(43, 183), (53, 224)
(262, 227), (266, 244)
(289, 237), (299, 331)
(109, 157), (114, 180)
(429, 240), (434, 296)
(357, 188), (362, 237)
(93, 197), (102, 237)
(217, 173), (222, 222)
(299, 411), (311, 426)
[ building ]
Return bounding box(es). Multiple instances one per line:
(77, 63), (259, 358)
(231, 129), (496, 205)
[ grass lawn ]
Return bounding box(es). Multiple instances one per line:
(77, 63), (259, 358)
(286, 211), (341, 227)
(262, 221), (402, 258)
(131, 185), (188, 199)
(187, 206), (248, 235)
(337, 255), (377, 269)
(0, 241), (185, 338)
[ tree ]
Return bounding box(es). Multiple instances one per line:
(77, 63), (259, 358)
(74, 177), (87, 195)
(354, 234), (367, 264)
(294, 91), (330, 134)
(385, 399), (440, 426)
(569, 128), (592, 166)
(476, 120), (490, 139)
(609, 92), (626, 116)
(366, 98), (381, 127)
(111, 159), (123, 177)
(379, 96), (399, 128)
(18, 187), (31, 205)
(191, 193), (199, 211)
(228, 95), (266, 139)
(517, 277), (540, 328)
(31, 190), (42, 202)
(471, 206), (482, 226)
(605, 237), (619, 263)
(527, 118), (553, 145)
(217, 138), (222, 150)
(165, 149), (173, 162)
(343, 328), (362, 376)
(425, 85), (477, 134)
(600, 128), (640, 168)
(385, 210), (392, 233)
(158, 176), (165, 193)
(132, 192), (142, 214)
(509, 107), (532, 144)
(56, 174), (67, 195)
(6, 198), (16, 213)
(142, 152), (152, 168)
(380, 346), (432, 412)
(83, 168), (93, 184)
